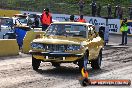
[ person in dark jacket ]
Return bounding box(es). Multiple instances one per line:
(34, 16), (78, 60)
(107, 4), (112, 18)
(70, 15), (75, 22)
(97, 3), (101, 17)
(90, 1), (97, 17)
(78, 0), (85, 15)
(114, 5), (119, 18)
(118, 6), (123, 19)
(129, 8), (132, 20)
(33, 15), (39, 28)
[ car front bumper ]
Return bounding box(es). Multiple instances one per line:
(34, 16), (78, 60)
(29, 50), (83, 62)
(29, 50), (83, 57)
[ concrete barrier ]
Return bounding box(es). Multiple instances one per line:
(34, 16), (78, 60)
(0, 39), (19, 57)
(22, 31), (44, 53)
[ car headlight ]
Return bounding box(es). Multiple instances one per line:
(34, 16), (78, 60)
(31, 43), (44, 49)
(67, 45), (81, 51)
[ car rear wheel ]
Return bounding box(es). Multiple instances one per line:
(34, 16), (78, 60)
(78, 52), (88, 71)
(32, 56), (41, 70)
(91, 50), (102, 69)
(51, 62), (60, 67)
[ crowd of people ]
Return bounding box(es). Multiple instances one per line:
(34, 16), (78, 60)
(78, 0), (132, 20)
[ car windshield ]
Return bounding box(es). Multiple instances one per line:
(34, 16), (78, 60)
(18, 18), (27, 24)
(0, 18), (13, 26)
(46, 24), (87, 38)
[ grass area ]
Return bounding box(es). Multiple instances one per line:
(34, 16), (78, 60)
(0, 0), (131, 18)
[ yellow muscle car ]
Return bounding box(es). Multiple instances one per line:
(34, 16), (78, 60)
(29, 22), (104, 71)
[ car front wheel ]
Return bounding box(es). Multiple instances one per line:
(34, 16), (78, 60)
(32, 55), (41, 70)
(91, 50), (102, 69)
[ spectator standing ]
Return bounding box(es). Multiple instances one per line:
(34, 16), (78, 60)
(77, 15), (86, 23)
(118, 6), (123, 19)
(130, 10), (132, 20)
(114, 5), (119, 18)
(107, 4), (112, 18)
(129, 8), (132, 20)
(40, 8), (52, 31)
(97, 3), (101, 17)
(70, 15), (75, 22)
(90, 1), (97, 17)
(78, 0), (85, 15)
(120, 18), (128, 45)
(23, 13), (32, 26)
(33, 14), (39, 28)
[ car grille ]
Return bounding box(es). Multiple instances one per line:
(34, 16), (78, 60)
(44, 44), (67, 52)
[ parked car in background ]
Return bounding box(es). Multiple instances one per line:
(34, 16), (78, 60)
(13, 14), (32, 26)
(0, 17), (13, 30)
(0, 17), (14, 39)
(30, 22), (104, 71)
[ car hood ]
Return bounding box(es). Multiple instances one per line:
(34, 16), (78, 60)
(32, 35), (87, 45)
